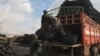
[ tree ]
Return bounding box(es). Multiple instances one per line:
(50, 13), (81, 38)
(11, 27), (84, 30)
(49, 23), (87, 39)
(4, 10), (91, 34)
(14, 34), (36, 47)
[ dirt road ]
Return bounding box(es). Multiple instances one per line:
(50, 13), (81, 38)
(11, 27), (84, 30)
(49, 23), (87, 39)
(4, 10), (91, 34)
(13, 45), (30, 56)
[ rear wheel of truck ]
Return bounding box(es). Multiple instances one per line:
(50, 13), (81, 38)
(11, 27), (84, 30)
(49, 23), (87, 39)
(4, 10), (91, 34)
(90, 46), (98, 56)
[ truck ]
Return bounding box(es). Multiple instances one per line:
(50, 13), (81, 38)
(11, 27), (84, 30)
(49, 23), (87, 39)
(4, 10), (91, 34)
(30, 6), (100, 56)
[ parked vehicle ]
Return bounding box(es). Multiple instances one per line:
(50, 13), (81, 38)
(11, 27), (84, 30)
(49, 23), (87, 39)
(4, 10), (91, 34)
(30, 6), (100, 56)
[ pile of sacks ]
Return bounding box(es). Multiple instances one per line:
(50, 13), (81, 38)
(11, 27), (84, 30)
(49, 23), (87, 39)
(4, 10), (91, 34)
(0, 43), (16, 56)
(59, 0), (100, 24)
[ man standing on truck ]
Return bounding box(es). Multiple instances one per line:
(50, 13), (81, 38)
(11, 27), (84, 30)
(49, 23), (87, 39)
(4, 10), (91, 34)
(41, 10), (58, 41)
(30, 35), (40, 56)
(36, 10), (67, 43)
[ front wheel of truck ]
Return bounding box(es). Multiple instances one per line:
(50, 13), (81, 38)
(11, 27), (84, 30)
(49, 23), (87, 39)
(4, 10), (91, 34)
(90, 46), (98, 56)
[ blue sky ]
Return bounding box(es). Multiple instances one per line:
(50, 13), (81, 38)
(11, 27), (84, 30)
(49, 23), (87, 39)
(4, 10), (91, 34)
(30, 0), (54, 34)
(0, 0), (100, 35)
(30, 0), (53, 17)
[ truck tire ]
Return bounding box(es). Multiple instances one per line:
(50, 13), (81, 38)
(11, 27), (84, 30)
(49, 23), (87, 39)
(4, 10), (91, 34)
(90, 46), (98, 56)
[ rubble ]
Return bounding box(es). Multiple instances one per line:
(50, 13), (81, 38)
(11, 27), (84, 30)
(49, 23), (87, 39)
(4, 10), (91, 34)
(0, 38), (16, 56)
(0, 43), (16, 56)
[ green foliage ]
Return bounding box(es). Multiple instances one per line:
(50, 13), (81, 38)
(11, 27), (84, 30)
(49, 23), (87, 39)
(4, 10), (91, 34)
(15, 34), (35, 47)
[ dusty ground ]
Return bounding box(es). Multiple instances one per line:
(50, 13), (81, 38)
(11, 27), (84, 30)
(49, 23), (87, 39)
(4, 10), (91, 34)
(13, 45), (30, 56)
(12, 45), (100, 56)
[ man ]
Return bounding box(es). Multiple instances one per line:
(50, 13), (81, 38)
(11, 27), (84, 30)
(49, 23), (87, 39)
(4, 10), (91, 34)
(41, 10), (57, 31)
(30, 35), (40, 56)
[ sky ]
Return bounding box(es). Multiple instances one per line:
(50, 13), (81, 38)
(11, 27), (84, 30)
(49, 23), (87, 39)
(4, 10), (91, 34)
(0, 0), (100, 35)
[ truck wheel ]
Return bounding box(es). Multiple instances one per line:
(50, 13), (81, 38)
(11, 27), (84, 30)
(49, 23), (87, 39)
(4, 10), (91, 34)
(90, 46), (98, 56)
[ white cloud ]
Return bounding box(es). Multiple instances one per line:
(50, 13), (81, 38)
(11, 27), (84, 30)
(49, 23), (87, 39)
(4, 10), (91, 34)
(10, 0), (32, 13)
(0, 0), (33, 35)
(32, 17), (41, 33)
(91, 0), (100, 12)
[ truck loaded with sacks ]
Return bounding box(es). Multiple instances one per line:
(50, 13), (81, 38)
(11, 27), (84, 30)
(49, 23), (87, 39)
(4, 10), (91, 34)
(30, 0), (100, 56)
